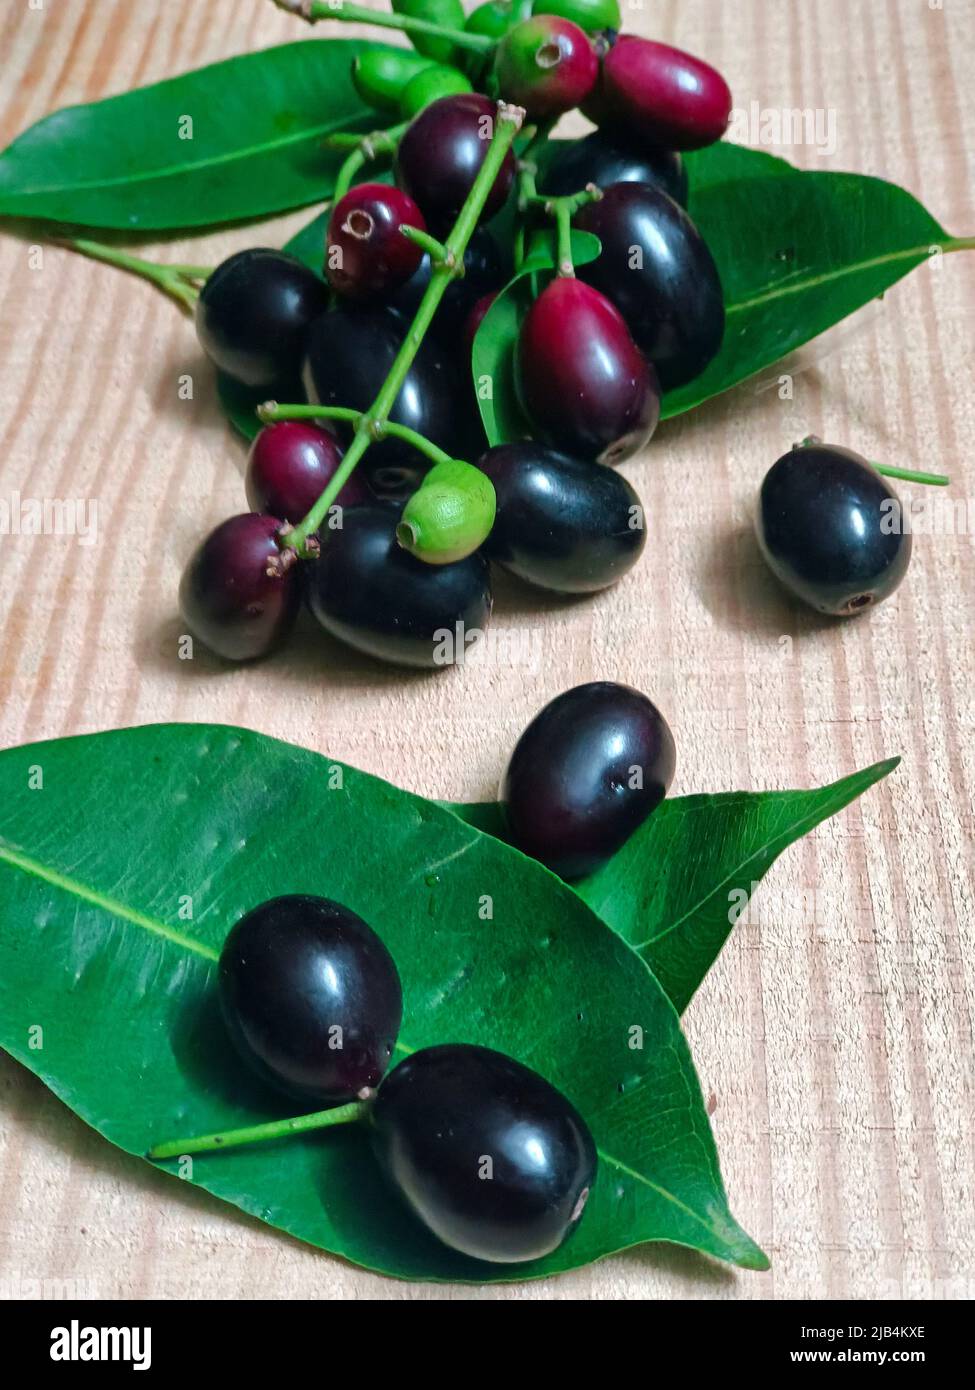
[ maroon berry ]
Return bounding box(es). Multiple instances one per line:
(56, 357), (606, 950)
(494, 16), (598, 120)
(463, 291), (498, 353)
(326, 182), (427, 301)
(585, 35), (732, 151)
(517, 278), (659, 465)
(395, 94), (516, 235)
(178, 514), (299, 662)
(245, 421), (368, 522)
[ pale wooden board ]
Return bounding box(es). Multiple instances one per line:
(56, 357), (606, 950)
(0, 0), (973, 1301)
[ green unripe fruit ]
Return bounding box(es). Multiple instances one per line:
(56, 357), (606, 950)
(465, 0), (522, 42)
(399, 64), (474, 118)
(532, 0), (620, 32)
(352, 48), (436, 113)
(397, 459), (497, 565)
(392, 0), (467, 66)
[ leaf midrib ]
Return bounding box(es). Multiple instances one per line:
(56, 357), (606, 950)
(724, 241), (945, 317)
(0, 838), (747, 1259)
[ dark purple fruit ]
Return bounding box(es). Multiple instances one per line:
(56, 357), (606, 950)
(502, 681), (676, 879)
(245, 421), (368, 522)
(463, 291), (498, 352)
(585, 35), (732, 151)
(219, 895), (402, 1104)
(539, 128), (687, 207)
(756, 442), (913, 616)
(302, 305), (469, 498)
(575, 182), (724, 389)
(307, 505), (493, 668)
(372, 1044), (597, 1263)
(389, 226), (507, 341)
(178, 513), (299, 662)
(517, 278), (659, 465)
(326, 182), (427, 302)
(477, 442), (645, 592)
(195, 249), (329, 391)
(395, 94), (517, 235)
(493, 16), (598, 120)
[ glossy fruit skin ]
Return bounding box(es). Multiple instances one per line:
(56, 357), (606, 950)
(517, 278), (660, 465)
(219, 895), (403, 1105)
(395, 94), (517, 235)
(307, 506), (493, 668)
(585, 35), (732, 151)
(532, 0), (620, 32)
(399, 63), (473, 117)
(352, 47), (435, 113)
(303, 306), (469, 497)
(575, 182), (724, 390)
(178, 513), (299, 662)
(756, 443), (913, 616)
(195, 249), (329, 391)
(389, 226), (506, 342)
(325, 183), (426, 302)
(372, 1044), (597, 1263)
(477, 443), (645, 592)
(245, 421), (368, 522)
(540, 128), (687, 207)
(494, 17), (598, 120)
(502, 681), (676, 879)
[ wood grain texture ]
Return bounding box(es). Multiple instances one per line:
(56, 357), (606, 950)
(0, 0), (973, 1301)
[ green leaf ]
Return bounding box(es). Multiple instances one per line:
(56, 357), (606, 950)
(0, 724), (765, 1282)
(216, 374), (263, 444)
(662, 172), (958, 418)
(448, 759), (899, 1015)
(472, 228), (601, 447)
(0, 41), (389, 230)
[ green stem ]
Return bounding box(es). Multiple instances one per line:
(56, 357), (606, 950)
(332, 122), (408, 204)
(400, 225), (452, 264)
(273, 0), (493, 53)
(554, 199), (574, 277)
(872, 463), (950, 487)
(148, 1099), (369, 1161)
(282, 101), (525, 557)
(57, 237), (202, 312)
(258, 402), (454, 469)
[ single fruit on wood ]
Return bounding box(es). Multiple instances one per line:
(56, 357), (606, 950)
(307, 505), (493, 667)
(178, 513), (299, 662)
(501, 680), (676, 878)
(516, 277), (660, 464)
(219, 895), (403, 1104)
(585, 35), (732, 151)
(755, 442), (913, 615)
(372, 1043), (597, 1263)
(575, 182), (724, 389)
(195, 248), (329, 391)
(477, 442), (646, 592)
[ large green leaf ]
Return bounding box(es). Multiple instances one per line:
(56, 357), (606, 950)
(0, 41), (387, 230)
(449, 759), (899, 1014)
(0, 724), (765, 1282)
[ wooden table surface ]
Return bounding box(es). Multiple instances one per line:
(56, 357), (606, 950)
(1, 0), (973, 1302)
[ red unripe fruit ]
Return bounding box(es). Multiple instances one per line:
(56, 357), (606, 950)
(245, 421), (369, 522)
(585, 35), (732, 151)
(494, 16), (598, 120)
(326, 182), (426, 301)
(517, 278), (660, 466)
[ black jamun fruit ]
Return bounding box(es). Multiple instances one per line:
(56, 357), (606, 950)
(307, 505), (493, 668)
(501, 681), (676, 879)
(477, 442), (646, 592)
(395, 94), (517, 235)
(539, 128), (688, 207)
(755, 442), (913, 616)
(195, 248), (329, 392)
(219, 895), (403, 1105)
(371, 1043), (597, 1263)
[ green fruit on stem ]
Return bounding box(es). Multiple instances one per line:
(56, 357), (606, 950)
(352, 47), (436, 112)
(465, 0), (518, 42)
(392, 0), (467, 65)
(399, 63), (474, 118)
(397, 458), (497, 564)
(532, 0), (621, 33)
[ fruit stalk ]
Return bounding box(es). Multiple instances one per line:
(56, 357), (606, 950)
(331, 122), (408, 204)
(279, 100), (525, 558)
(257, 401), (456, 469)
(271, 0), (493, 53)
(797, 437), (950, 488)
(148, 1098), (370, 1161)
(56, 237), (209, 312)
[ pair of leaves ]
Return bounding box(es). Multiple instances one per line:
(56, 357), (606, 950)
(0, 40), (388, 229)
(0, 724), (896, 1281)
